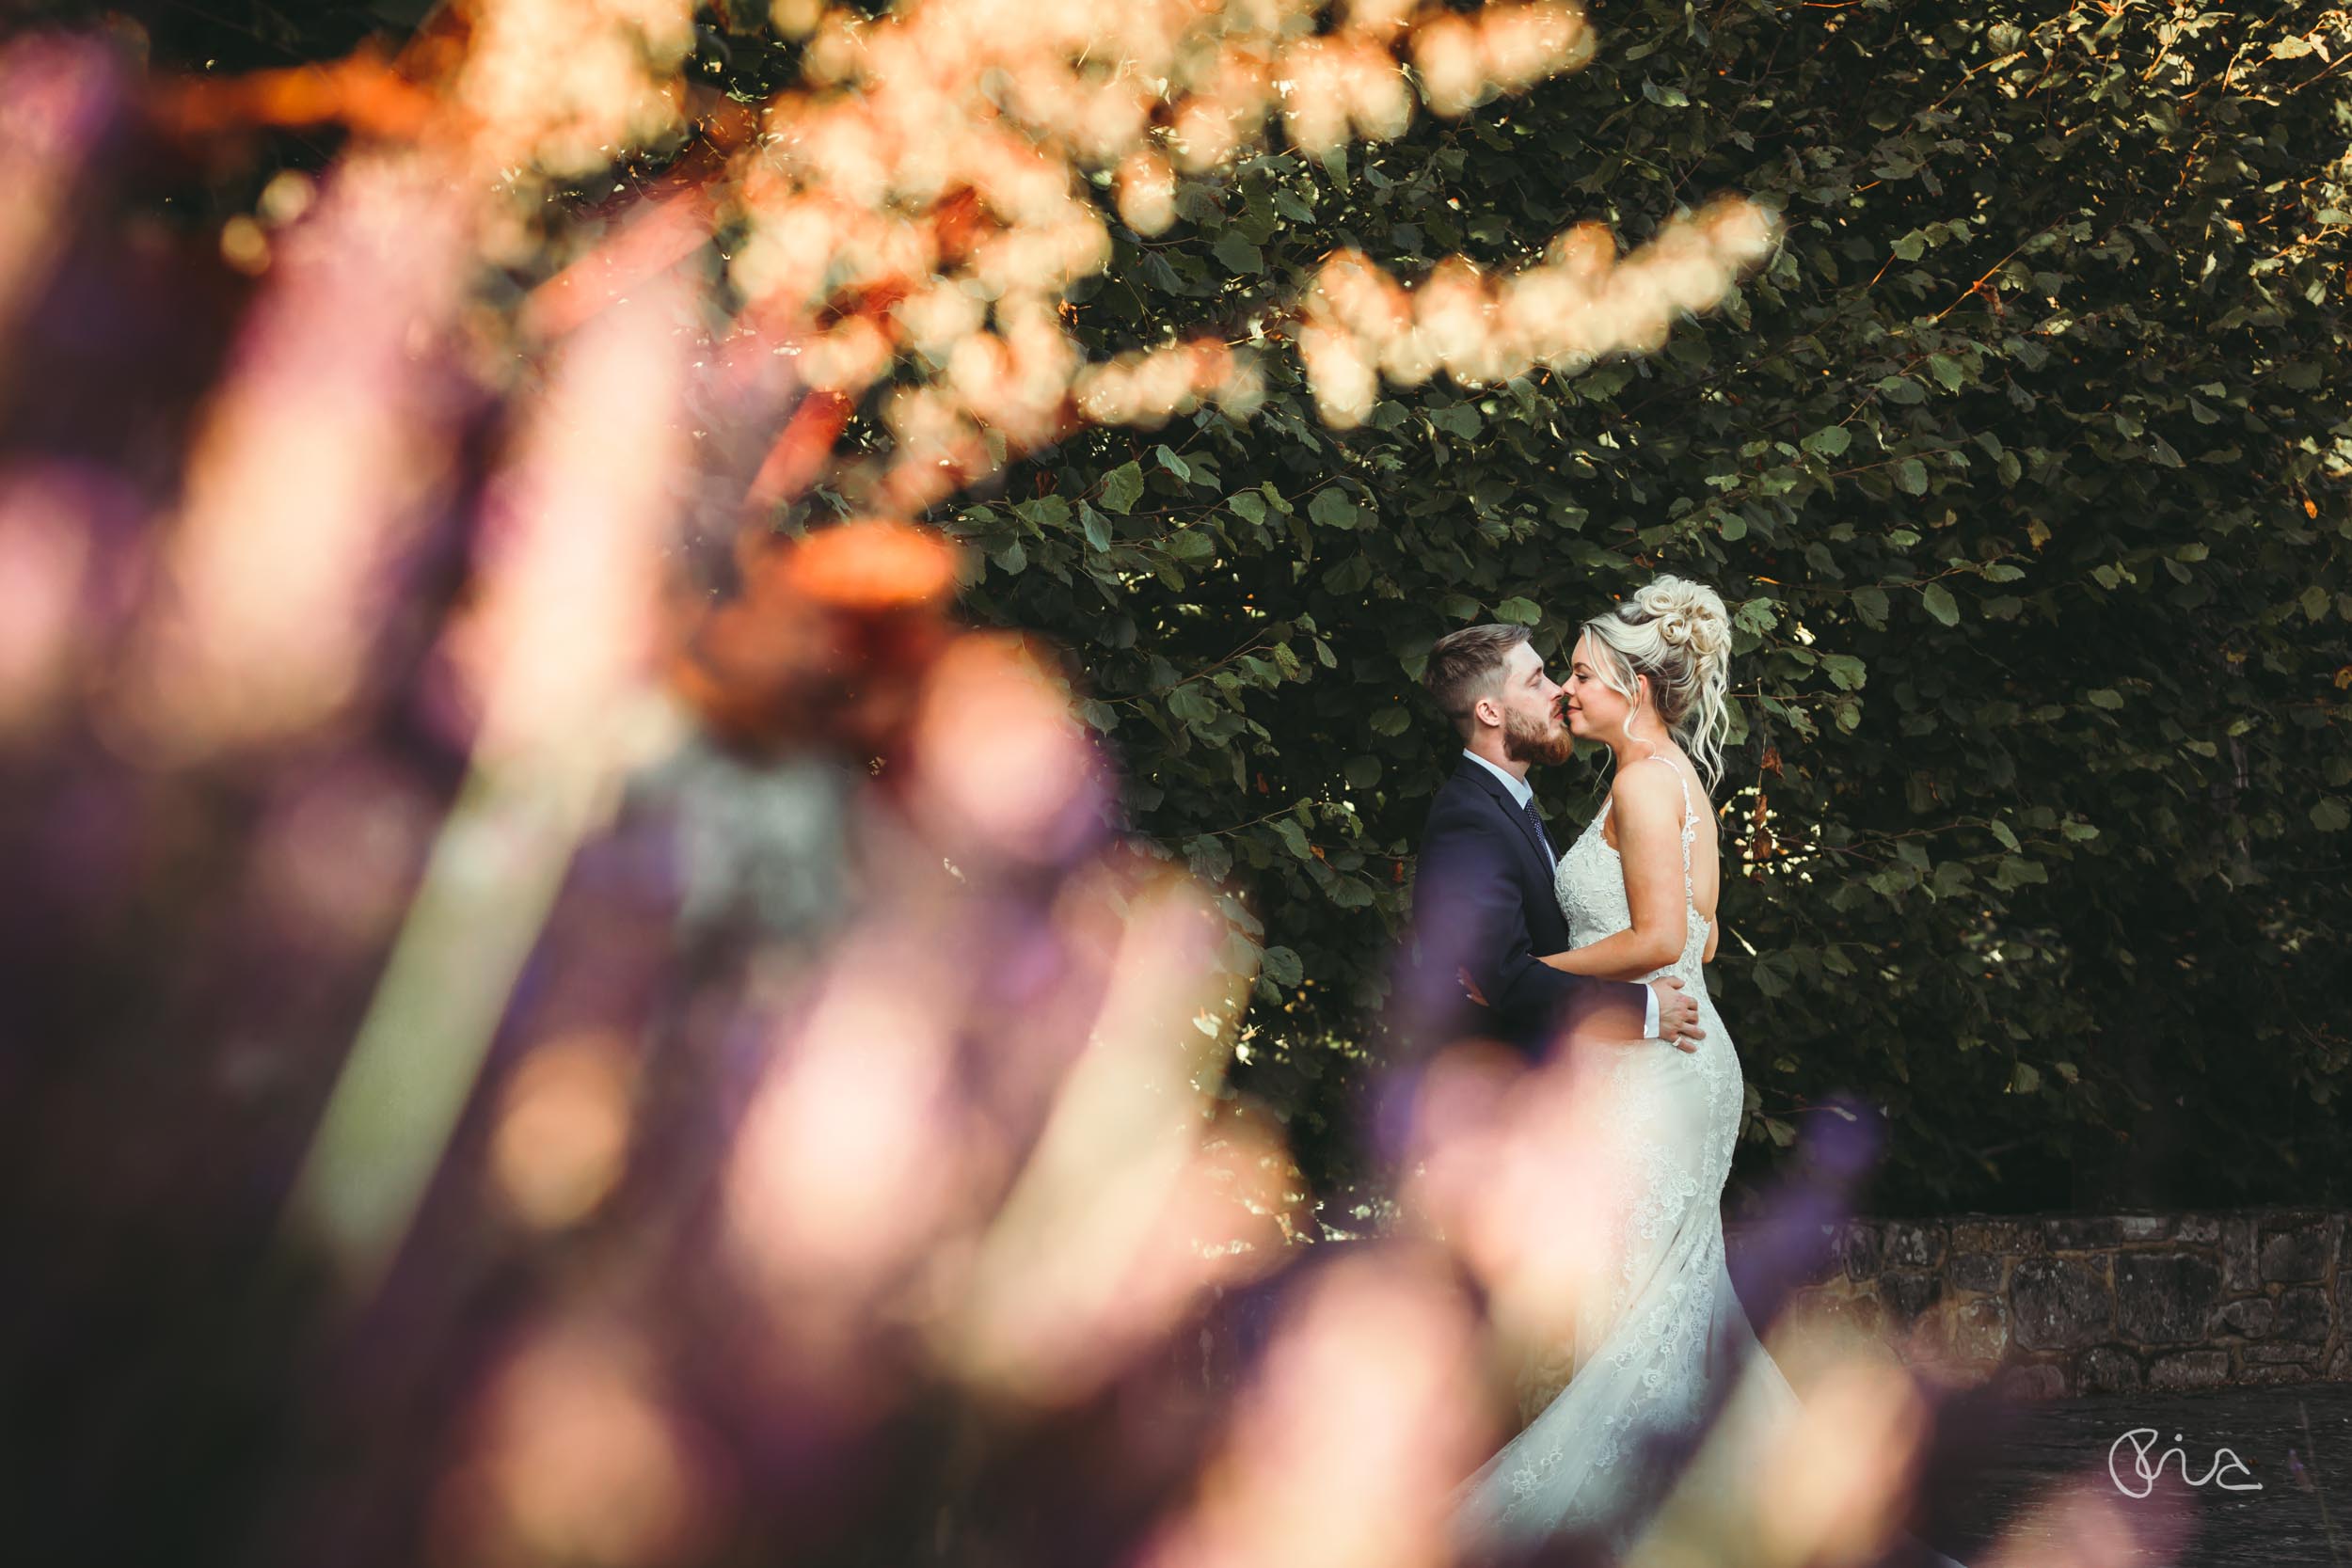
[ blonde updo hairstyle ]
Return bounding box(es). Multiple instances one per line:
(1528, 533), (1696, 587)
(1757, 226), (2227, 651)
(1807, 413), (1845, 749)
(1581, 575), (1734, 790)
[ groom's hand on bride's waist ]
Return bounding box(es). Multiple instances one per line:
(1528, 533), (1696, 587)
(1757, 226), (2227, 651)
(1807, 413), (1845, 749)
(1650, 978), (1704, 1053)
(1446, 970), (1698, 1052)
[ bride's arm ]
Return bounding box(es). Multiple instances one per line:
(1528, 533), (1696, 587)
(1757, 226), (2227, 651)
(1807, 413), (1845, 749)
(1538, 767), (1692, 980)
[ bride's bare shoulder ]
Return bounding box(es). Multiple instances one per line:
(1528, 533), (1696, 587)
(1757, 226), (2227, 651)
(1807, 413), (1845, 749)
(1605, 754), (1688, 825)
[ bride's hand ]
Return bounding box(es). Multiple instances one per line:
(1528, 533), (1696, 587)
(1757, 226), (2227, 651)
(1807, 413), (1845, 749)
(1650, 977), (1703, 1053)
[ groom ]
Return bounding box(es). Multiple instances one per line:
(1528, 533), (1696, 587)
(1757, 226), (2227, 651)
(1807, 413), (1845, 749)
(1401, 623), (1702, 1056)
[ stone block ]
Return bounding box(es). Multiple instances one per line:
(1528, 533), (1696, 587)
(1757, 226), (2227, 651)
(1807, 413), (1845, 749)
(2243, 1343), (2322, 1365)
(2117, 1213), (2174, 1243)
(2261, 1223), (2332, 1283)
(2276, 1286), (2331, 1344)
(2011, 1256), (2114, 1351)
(1751, 1223), (1843, 1288)
(1794, 1283), (1887, 1340)
(2239, 1358), (2325, 1386)
(2115, 1252), (2222, 1345)
(1884, 1220), (1947, 1270)
(2046, 1215), (2128, 1250)
(2078, 1345), (2143, 1394)
(1948, 1252), (2005, 1293)
(2147, 1350), (2231, 1392)
(1947, 1294), (2010, 1365)
(1843, 1223), (1883, 1281)
(2210, 1296), (2276, 1339)
(2221, 1216), (2262, 1291)
(1952, 1217), (2035, 1258)
(1995, 1362), (2067, 1402)
(1883, 1270), (1943, 1327)
(2176, 1214), (2221, 1244)
(2266, 1208), (2328, 1233)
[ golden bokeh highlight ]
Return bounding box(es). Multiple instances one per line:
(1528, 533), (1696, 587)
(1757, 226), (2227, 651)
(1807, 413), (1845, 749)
(491, 1034), (638, 1231)
(1140, 1253), (1492, 1568)
(1749, 1360), (1931, 1568)
(435, 1322), (722, 1568)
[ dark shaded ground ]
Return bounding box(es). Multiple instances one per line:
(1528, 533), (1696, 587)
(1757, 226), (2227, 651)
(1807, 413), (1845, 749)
(1938, 1382), (2352, 1566)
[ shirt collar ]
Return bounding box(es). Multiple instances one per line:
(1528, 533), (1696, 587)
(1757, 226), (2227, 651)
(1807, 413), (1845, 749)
(1461, 748), (1534, 809)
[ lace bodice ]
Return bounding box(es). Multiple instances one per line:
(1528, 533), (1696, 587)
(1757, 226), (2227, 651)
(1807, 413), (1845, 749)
(1551, 757), (1712, 990)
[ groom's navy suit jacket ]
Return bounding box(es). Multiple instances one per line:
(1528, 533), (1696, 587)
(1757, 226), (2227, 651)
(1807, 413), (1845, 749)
(1399, 759), (1648, 1058)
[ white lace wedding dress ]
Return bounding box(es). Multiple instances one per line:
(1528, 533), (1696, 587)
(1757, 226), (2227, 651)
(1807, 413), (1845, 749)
(1451, 759), (1800, 1554)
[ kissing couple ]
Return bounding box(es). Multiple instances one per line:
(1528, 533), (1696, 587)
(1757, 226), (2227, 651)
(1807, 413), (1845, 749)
(1405, 577), (1965, 1567)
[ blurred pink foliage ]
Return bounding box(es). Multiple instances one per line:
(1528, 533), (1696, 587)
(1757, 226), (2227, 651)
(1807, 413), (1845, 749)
(0, 11), (2115, 1568)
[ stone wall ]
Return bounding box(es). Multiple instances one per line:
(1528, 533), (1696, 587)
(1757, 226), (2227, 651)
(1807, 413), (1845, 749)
(1729, 1207), (2351, 1398)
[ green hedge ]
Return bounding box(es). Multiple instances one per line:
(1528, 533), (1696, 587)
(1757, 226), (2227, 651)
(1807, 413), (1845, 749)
(939, 1), (2352, 1211)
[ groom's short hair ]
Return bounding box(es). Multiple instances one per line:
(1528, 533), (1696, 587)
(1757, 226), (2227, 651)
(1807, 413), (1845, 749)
(1423, 623), (1530, 740)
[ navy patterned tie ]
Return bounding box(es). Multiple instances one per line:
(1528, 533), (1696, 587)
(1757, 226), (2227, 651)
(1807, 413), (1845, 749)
(1519, 794), (1556, 868)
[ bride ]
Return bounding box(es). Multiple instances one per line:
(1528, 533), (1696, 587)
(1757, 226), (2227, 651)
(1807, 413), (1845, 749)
(1450, 577), (1965, 1564)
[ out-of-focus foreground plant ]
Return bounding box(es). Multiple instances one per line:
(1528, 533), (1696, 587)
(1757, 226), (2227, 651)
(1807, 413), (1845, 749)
(0, 6), (2158, 1568)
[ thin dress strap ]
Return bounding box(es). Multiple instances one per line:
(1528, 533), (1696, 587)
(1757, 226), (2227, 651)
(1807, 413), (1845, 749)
(1631, 753), (1698, 899)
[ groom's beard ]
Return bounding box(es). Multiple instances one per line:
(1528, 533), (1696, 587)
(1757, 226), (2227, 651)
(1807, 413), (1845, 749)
(1502, 706), (1574, 768)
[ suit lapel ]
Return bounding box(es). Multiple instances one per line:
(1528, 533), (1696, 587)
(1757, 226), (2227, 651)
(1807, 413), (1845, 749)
(1457, 761), (1550, 868)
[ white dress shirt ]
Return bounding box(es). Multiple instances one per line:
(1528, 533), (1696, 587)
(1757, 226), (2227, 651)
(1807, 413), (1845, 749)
(1462, 749), (1661, 1038)
(1461, 746), (1535, 809)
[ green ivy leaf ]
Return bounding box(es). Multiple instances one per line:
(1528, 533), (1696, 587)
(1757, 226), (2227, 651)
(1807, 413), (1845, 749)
(1212, 231), (1263, 275)
(1100, 462), (1144, 515)
(1168, 530), (1216, 562)
(1014, 495), (1070, 531)
(1308, 488), (1360, 530)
